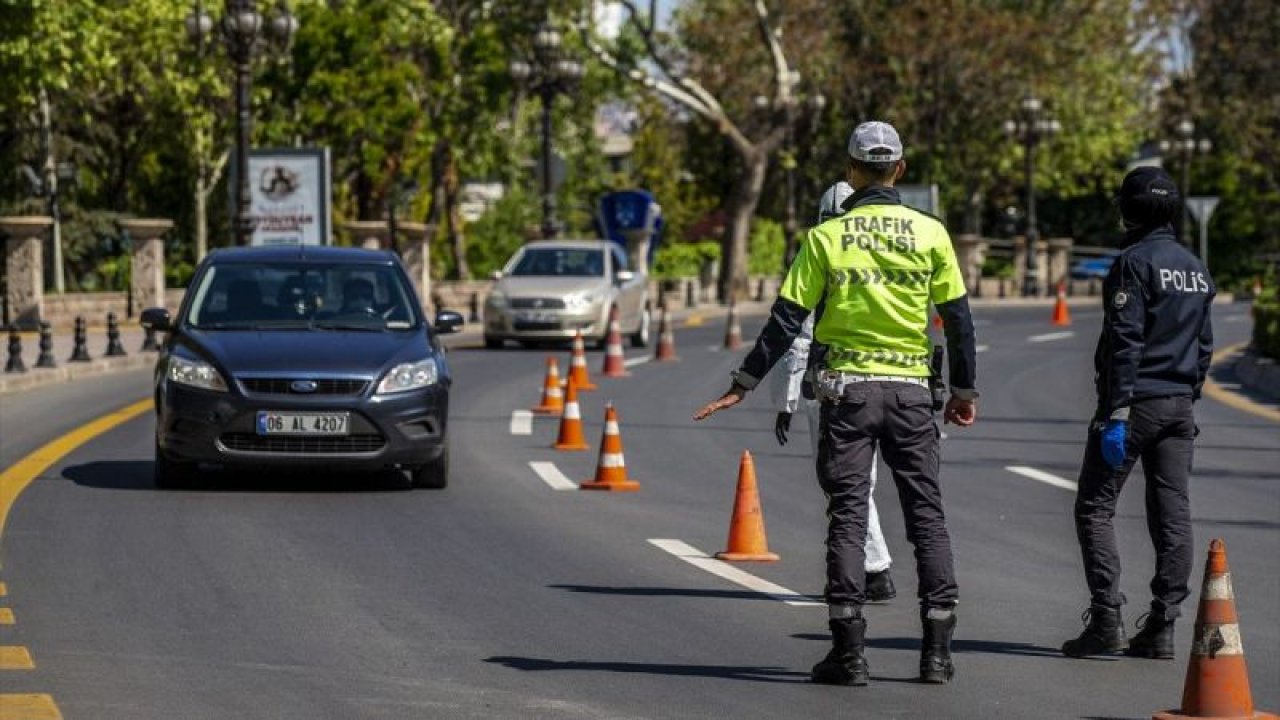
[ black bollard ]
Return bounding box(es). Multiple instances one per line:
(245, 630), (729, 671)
(686, 279), (697, 309)
(105, 312), (127, 357)
(5, 326), (26, 374)
(36, 321), (57, 368)
(755, 277), (766, 302)
(468, 292), (480, 323)
(69, 316), (92, 362)
(998, 277), (1007, 299)
(141, 324), (159, 352)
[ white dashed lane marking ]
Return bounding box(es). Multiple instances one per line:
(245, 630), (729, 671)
(648, 539), (824, 607)
(624, 356), (651, 368)
(976, 345), (989, 353)
(1006, 465), (1077, 491)
(529, 461), (579, 491)
(510, 410), (533, 436)
(1028, 331), (1075, 343)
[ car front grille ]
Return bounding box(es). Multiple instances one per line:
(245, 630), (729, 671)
(509, 297), (567, 310)
(219, 433), (386, 454)
(239, 378), (369, 396)
(513, 321), (562, 331)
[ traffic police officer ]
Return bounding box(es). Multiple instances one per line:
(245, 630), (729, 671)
(1062, 166), (1215, 659)
(770, 181), (896, 603)
(695, 121), (979, 686)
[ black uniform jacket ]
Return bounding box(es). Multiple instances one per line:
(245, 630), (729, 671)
(1094, 225), (1214, 418)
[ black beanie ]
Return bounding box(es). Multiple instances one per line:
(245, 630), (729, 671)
(1117, 166), (1181, 227)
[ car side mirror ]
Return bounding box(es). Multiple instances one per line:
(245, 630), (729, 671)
(615, 270), (635, 284)
(434, 310), (465, 334)
(140, 307), (171, 332)
(489, 270), (503, 281)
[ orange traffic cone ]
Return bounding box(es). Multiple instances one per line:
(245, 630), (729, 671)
(568, 330), (597, 391)
(1153, 539), (1278, 720)
(553, 375), (590, 451)
(532, 357), (564, 415)
(580, 404), (640, 491)
(602, 306), (629, 377)
(714, 451), (779, 562)
(1052, 281), (1072, 326)
(724, 302), (743, 351)
(654, 307), (678, 362)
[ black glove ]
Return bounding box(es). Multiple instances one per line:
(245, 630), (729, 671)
(774, 411), (792, 446)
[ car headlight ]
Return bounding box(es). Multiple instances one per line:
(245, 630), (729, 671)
(565, 291), (601, 310)
(486, 290), (506, 307)
(377, 359), (439, 394)
(167, 355), (228, 392)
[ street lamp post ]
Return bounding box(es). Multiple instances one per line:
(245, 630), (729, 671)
(510, 19), (583, 240)
(1159, 119), (1212, 243)
(1004, 95), (1061, 297)
(186, 0), (297, 247)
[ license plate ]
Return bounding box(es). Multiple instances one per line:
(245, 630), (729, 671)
(516, 311), (558, 323)
(256, 411), (349, 436)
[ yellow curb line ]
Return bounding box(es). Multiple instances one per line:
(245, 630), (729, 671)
(0, 399), (152, 556)
(0, 694), (62, 720)
(1202, 342), (1280, 423)
(684, 314), (705, 328)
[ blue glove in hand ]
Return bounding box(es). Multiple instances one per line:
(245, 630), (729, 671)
(1100, 419), (1128, 469)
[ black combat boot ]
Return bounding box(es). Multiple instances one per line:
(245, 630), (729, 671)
(1061, 605), (1127, 658)
(811, 613), (870, 686)
(919, 608), (957, 684)
(1124, 611), (1175, 659)
(865, 569), (897, 602)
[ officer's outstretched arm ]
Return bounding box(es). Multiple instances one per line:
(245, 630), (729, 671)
(694, 297), (811, 422)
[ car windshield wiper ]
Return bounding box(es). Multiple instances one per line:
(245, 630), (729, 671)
(312, 320), (384, 332)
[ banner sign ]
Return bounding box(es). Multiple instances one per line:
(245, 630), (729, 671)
(598, 189), (663, 269)
(238, 147), (332, 246)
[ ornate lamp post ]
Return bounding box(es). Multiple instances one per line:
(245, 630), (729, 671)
(510, 18), (583, 240)
(186, 0), (298, 246)
(756, 72), (826, 269)
(1004, 95), (1061, 297)
(1159, 118), (1212, 239)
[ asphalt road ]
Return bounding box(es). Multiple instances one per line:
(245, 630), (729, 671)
(1, 303), (1276, 719)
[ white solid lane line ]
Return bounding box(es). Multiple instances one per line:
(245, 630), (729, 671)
(1006, 465), (1077, 491)
(648, 539), (824, 607)
(510, 410), (533, 436)
(624, 356), (651, 368)
(1028, 331), (1075, 343)
(976, 345), (989, 353)
(529, 461), (579, 491)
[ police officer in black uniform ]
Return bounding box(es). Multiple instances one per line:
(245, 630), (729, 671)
(1062, 166), (1215, 659)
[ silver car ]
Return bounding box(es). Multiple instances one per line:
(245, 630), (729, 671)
(484, 240), (650, 349)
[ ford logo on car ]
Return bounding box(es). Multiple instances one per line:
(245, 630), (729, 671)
(290, 380), (318, 394)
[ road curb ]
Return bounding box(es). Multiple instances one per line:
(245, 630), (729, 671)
(1203, 342), (1280, 423)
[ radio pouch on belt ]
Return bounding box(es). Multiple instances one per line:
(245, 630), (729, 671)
(929, 345), (945, 411)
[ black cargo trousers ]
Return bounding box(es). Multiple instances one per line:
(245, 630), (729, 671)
(1074, 395), (1196, 620)
(816, 380), (958, 609)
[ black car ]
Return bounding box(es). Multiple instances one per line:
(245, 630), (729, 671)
(142, 245), (464, 489)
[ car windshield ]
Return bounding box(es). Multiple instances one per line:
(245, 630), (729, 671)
(186, 262), (419, 330)
(510, 248), (604, 277)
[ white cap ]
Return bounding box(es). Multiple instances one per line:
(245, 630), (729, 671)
(848, 121), (903, 163)
(817, 181), (855, 223)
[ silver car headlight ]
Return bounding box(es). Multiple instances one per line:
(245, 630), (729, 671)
(565, 291), (601, 310)
(486, 290), (507, 307)
(377, 359), (439, 394)
(167, 355), (228, 392)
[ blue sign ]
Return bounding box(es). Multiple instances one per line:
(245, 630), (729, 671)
(598, 190), (663, 268)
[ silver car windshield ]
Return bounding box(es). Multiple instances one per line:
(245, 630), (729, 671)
(510, 248), (604, 277)
(186, 263), (419, 330)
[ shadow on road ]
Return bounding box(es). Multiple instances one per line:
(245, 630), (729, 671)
(792, 633), (1067, 659)
(63, 460), (410, 493)
(550, 584), (821, 602)
(484, 656), (808, 684)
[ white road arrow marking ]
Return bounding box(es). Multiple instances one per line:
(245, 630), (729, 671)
(647, 539), (823, 607)
(529, 461), (579, 491)
(1006, 465), (1077, 491)
(509, 410), (533, 435)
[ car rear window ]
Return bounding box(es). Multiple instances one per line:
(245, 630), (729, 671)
(186, 262), (420, 330)
(510, 248), (604, 277)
